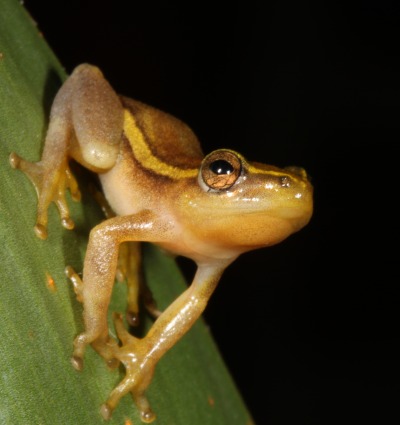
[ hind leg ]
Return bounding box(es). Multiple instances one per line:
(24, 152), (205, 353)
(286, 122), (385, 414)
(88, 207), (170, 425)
(9, 64), (123, 239)
(9, 120), (80, 239)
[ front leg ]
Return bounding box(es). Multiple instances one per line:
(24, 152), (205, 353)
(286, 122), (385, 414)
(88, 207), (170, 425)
(92, 188), (161, 326)
(68, 211), (172, 369)
(101, 260), (231, 422)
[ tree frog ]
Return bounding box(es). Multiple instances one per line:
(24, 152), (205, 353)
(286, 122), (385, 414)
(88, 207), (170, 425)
(9, 64), (313, 422)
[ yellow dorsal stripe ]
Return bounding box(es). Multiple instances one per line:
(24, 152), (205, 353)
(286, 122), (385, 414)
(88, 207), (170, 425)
(123, 110), (303, 183)
(123, 110), (198, 179)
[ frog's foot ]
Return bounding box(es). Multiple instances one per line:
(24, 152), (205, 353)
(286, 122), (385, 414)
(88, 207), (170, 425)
(141, 283), (162, 321)
(101, 398), (155, 423)
(71, 330), (120, 372)
(65, 265), (83, 302)
(116, 242), (162, 327)
(116, 242), (141, 327)
(9, 152), (81, 239)
(100, 313), (156, 422)
(125, 281), (162, 327)
(65, 266), (90, 371)
(90, 184), (116, 219)
(65, 266), (120, 370)
(64, 266), (83, 303)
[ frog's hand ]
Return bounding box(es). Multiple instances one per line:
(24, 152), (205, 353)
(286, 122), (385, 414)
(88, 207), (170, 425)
(99, 262), (228, 421)
(9, 149), (80, 240)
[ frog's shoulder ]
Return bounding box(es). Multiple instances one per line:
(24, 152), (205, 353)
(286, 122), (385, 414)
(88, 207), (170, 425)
(120, 96), (204, 168)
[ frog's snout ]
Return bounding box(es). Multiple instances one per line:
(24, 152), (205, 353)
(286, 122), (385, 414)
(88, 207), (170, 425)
(284, 166), (312, 184)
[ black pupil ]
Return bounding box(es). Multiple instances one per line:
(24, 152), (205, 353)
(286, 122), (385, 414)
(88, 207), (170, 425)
(209, 159), (234, 175)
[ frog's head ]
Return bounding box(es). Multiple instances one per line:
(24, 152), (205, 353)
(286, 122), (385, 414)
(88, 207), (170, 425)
(179, 149), (313, 254)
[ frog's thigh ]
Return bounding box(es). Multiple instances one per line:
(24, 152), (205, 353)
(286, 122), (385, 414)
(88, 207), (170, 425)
(67, 64), (124, 170)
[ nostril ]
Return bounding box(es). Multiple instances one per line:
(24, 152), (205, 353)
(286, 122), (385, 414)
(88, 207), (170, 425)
(280, 176), (291, 187)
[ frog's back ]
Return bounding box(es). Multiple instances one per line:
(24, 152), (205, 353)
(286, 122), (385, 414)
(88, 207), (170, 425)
(120, 96), (204, 169)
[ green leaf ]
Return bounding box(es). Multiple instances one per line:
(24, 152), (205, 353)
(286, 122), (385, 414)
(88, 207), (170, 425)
(0, 0), (253, 424)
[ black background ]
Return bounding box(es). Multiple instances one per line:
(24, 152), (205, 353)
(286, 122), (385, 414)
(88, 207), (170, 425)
(23, 1), (400, 424)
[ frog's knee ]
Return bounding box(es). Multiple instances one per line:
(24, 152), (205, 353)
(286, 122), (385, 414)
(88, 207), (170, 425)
(80, 143), (119, 170)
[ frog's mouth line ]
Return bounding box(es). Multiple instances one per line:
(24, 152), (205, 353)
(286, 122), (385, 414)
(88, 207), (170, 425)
(246, 209), (312, 222)
(186, 202), (313, 222)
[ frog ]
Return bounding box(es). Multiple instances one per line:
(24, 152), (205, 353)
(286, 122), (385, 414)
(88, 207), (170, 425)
(9, 63), (313, 422)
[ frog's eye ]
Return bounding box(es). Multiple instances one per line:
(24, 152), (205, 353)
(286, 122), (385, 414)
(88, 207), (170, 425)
(200, 150), (242, 191)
